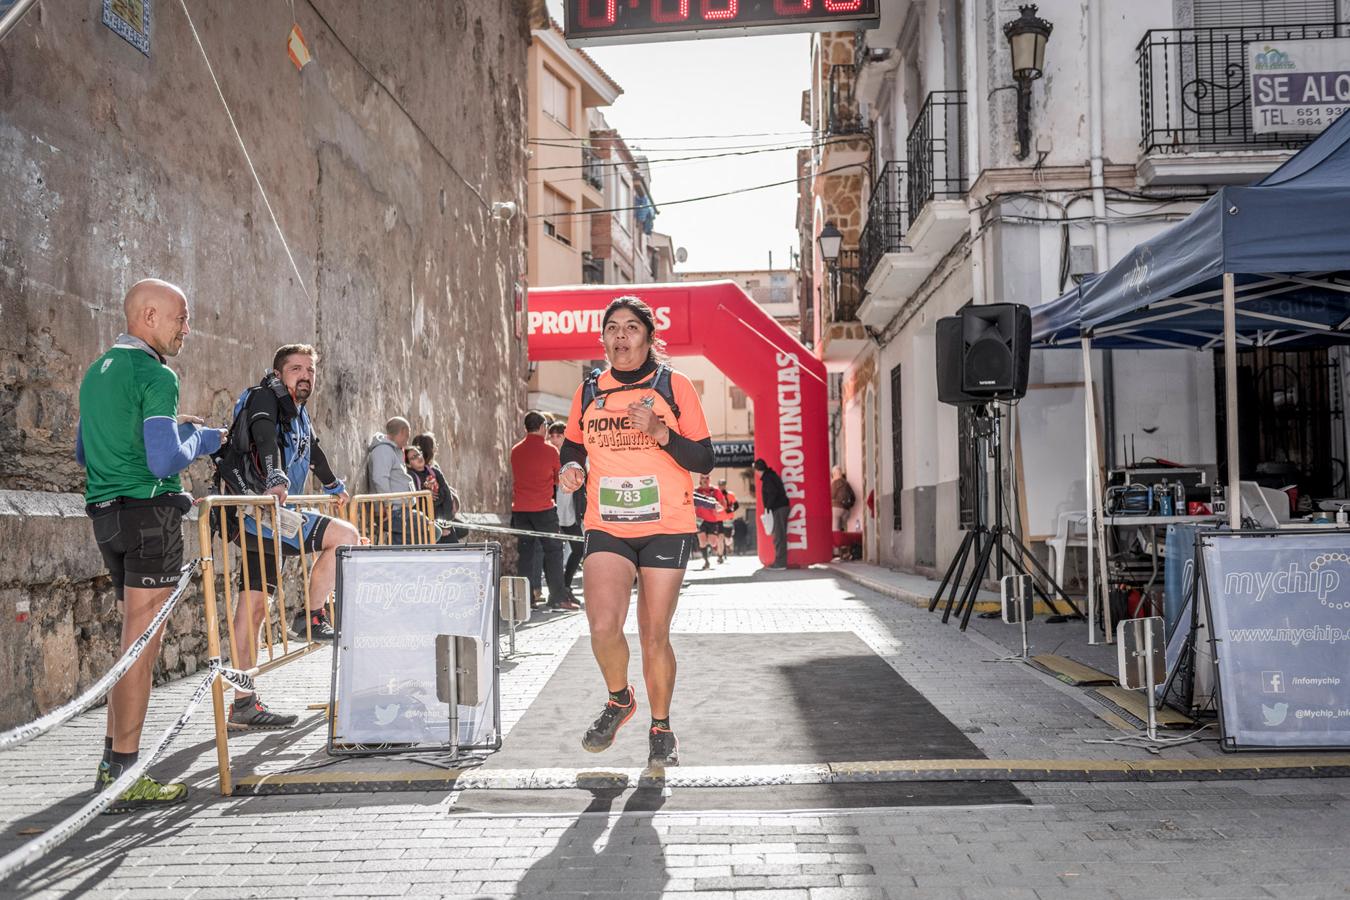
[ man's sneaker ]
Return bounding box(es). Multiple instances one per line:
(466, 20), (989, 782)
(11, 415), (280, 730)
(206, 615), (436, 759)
(94, 762), (188, 813)
(228, 696), (299, 731)
(292, 609), (335, 641)
(648, 725), (679, 768)
(582, 686), (637, 753)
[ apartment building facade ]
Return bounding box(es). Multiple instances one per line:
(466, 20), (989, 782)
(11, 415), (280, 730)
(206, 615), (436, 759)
(804, 0), (1350, 571)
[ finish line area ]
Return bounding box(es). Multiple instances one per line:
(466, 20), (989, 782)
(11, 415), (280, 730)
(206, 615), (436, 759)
(4, 557), (1350, 858)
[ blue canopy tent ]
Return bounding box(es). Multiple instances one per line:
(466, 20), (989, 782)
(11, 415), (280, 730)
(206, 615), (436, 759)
(1030, 113), (1350, 642)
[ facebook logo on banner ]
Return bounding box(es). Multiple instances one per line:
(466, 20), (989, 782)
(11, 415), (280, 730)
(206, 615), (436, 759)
(1263, 671), (1285, 694)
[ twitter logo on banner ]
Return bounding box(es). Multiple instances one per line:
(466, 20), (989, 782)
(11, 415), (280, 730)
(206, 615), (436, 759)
(1262, 702), (1289, 726)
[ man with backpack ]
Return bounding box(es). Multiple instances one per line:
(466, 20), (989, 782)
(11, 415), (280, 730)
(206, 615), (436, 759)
(831, 465), (855, 531)
(212, 343), (358, 730)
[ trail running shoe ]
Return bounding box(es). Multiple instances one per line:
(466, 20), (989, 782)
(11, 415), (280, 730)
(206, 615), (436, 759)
(582, 686), (637, 753)
(94, 762), (188, 813)
(228, 696), (299, 731)
(648, 725), (679, 768)
(291, 608), (335, 641)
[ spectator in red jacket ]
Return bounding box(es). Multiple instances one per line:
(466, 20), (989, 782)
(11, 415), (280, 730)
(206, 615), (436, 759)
(510, 411), (576, 610)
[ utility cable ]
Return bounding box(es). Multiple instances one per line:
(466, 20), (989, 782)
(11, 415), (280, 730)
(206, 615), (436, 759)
(179, 0), (313, 303)
(301, 0), (490, 211)
(533, 161), (864, 218)
(529, 138), (848, 172)
(531, 129), (815, 142)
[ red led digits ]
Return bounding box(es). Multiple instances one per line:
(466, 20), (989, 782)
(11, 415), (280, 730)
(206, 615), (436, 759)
(774, 0), (812, 12)
(577, 0), (617, 27)
(822, 0), (863, 9)
(651, 0), (690, 22)
(700, 0), (738, 20)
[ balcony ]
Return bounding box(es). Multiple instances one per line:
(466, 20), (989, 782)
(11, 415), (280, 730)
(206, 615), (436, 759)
(581, 146), (605, 200)
(582, 253), (604, 285)
(906, 90), (967, 220)
(1136, 23), (1349, 184)
(818, 248), (869, 365)
(859, 161), (908, 284)
(826, 64), (867, 137)
(857, 95), (969, 330)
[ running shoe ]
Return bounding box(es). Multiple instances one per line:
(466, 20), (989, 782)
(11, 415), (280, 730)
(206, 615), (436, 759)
(581, 686), (637, 753)
(94, 762), (188, 813)
(228, 696), (299, 731)
(648, 725), (679, 768)
(291, 608), (335, 641)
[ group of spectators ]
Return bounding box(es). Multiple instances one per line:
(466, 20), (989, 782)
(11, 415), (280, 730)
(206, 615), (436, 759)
(366, 415), (461, 540)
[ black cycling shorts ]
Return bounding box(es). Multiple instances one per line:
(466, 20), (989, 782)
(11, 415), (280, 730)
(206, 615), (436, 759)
(697, 520), (722, 536)
(720, 521), (734, 535)
(88, 495), (190, 600)
(583, 529), (697, 570)
(238, 514), (333, 592)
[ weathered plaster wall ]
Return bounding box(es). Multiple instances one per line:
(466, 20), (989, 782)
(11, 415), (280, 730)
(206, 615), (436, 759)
(0, 0), (530, 729)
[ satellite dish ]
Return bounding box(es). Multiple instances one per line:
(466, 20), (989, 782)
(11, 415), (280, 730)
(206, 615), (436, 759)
(675, 247), (688, 264)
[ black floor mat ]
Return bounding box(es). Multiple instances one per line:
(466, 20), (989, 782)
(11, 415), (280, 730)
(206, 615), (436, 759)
(463, 632), (1025, 811)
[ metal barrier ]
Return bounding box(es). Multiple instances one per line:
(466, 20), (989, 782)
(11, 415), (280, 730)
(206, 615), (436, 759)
(349, 490), (437, 545)
(196, 493), (344, 795)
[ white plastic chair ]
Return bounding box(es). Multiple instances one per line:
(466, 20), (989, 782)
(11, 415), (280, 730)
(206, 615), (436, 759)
(1046, 511), (1089, 589)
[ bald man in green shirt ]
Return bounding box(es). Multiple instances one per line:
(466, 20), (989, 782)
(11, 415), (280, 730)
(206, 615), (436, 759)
(76, 278), (224, 811)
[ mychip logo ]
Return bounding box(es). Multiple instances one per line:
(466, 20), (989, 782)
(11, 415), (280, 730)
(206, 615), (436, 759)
(1254, 46), (1296, 70)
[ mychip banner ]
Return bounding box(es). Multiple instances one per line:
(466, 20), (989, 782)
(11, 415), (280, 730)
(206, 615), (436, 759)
(330, 544), (500, 753)
(1249, 37), (1350, 134)
(1200, 531), (1350, 749)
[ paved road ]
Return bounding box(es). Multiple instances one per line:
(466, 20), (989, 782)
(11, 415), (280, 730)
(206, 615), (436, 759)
(2, 557), (1348, 898)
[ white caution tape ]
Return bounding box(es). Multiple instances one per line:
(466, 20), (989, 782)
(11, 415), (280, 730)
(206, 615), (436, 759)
(445, 521), (585, 543)
(0, 561), (201, 752)
(0, 662), (219, 883)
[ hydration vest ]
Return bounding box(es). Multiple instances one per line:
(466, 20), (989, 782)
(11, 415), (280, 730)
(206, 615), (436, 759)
(579, 364), (681, 420)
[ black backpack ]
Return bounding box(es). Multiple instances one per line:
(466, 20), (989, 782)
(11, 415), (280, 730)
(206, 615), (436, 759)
(210, 373), (296, 498)
(579, 364), (681, 420)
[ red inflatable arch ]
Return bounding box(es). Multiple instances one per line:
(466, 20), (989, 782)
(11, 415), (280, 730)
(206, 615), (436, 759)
(527, 282), (831, 567)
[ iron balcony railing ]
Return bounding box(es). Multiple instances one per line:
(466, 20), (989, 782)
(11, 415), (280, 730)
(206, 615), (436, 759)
(581, 146), (604, 190)
(1137, 22), (1350, 154)
(859, 161), (908, 285)
(906, 91), (967, 220)
(827, 64), (867, 137)
(582, 254), (604, 284)
(829, 248), (864, 323)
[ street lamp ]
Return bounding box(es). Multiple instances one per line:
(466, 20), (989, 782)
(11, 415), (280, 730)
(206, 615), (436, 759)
(817, 221), (843, 266)
(1003, 4), (1053, 161)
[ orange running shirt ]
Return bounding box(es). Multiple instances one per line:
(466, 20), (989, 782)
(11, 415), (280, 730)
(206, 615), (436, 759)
(564, 368), (711, 537)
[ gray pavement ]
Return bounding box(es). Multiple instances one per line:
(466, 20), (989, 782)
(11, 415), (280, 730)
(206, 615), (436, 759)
(2, 556), (1349, 898)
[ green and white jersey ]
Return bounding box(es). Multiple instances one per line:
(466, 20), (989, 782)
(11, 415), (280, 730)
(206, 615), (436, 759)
(78, 335), (181, 502)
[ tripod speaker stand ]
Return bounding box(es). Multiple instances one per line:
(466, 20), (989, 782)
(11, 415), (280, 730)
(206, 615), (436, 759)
(928, 403), (1084, 631)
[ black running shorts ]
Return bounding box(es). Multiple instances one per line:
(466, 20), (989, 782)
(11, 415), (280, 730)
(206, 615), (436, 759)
(583, 529), (697, 570)
(88, 496), (190, 600)
(238, 514), (333, 592)
(697, 520), (722, 536)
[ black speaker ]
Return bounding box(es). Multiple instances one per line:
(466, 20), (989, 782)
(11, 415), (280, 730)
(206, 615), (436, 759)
(935, 316), (976, 405)
(935, 303), (1031, 405)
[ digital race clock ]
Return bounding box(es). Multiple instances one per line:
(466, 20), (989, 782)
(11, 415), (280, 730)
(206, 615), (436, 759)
(564, 0), (880, 46)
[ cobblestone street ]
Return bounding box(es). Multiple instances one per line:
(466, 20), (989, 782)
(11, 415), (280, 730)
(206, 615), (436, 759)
(3, 558), (1349, 898)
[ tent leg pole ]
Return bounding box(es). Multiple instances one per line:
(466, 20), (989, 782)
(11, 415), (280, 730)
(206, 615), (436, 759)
(1082, 337), (1098, 645)
(1223, 273), (1240, 530)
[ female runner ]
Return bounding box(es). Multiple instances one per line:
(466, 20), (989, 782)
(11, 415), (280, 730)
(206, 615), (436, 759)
(559, 295), (714, 767)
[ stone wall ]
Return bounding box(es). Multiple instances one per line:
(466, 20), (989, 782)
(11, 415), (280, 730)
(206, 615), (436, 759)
(0, 0), (530, 730)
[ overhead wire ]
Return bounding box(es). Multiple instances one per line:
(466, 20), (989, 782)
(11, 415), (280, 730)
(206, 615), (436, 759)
(301, 0), (490, 211)
(528, 137), (851, 172)
(179, 0), (313, 303)
(531, 161), (865, 219)
(530, 129), (815, 142)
